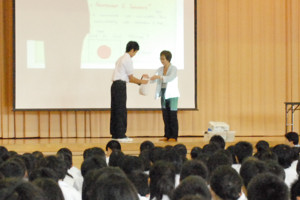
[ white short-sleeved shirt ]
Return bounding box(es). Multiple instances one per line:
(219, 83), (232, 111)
(112, 53), (134, 82)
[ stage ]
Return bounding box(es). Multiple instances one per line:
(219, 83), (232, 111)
(0, 136), (286, 168)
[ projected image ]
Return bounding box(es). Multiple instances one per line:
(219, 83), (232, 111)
(15, 0), (195, 109)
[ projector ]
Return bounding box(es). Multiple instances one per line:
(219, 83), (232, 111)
(204, 121), (235, 142)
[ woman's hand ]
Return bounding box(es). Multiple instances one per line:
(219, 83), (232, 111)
(150, 75), (161, 81)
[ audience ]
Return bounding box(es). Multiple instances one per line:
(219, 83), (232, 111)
(0, 135), (298, 200)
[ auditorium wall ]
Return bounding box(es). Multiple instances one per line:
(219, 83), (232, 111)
(0, 0), (299, 138)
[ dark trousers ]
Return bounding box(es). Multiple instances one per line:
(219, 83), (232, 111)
(110, 80), (127, 138)
(161, 89), (179, 139)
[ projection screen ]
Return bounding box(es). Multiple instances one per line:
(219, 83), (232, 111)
(14, 0), (196, 110)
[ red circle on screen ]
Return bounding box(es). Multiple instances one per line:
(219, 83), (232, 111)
(97, 45), (111, 59)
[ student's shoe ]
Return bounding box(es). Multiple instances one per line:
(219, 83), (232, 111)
(168, 138), (177, 142)
(159, 137), (168, 141)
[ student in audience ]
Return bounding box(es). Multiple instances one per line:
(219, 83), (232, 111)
(105, 140), (121, 164)
(272, 144), (298, 187)
(108, 149), (125, 167)
(256, 149), (278, 162)
(291, 177), (300, 200)
(202, 143), (221, 156)
(0, 178), (46, 200)
(127, 170), (150, 199)
(32, 178), (64, 200)
(247, 173), (289, 200)
(180, 160), (209, 183)
(121, 155), (144, 175)
(139, 149), (152, 173)
(190, 147), (202, 160)
(21, 153), (37, 177)
(29, 167), (59, 182)
(43, 155), (81, 200)
(83, 147), (106, 161)
(80, 155), (107, 177)
(149, 160), (176, 200)
(232, 141), (253, 173)
(172, 176), (211, 200)
(206, 150), (233, 176)
(253, 140), (270, 158)
(0, 146), (9, 161)
(209, 135), (226, 149)
(149, 146), (165, 164)
(285, 131), (300, 147)
(264, 160), (285, 181)
(226, 145), (237, 164)
(239, 157), (267, 196)
(174, 144), (188, 162)
(0, 159), (25, 178)
(140, 140), (155, 152)
(210, 165), (243, 200)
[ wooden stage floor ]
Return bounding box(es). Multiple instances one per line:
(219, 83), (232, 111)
(0, 136), (286, 168)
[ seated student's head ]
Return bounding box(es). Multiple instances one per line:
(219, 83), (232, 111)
(0, 178), (45, 200)
(247, 173), (289, 200)
(81, 155), (107, 177)
(121, 155), (143, 175)
(108, 149), (124, 167)
(174, 144), (188, 162)
(105, 140), (121, 157)
(225, 145), (237, 164)
(127, 171), (149, 197)
(255, 140), (270, 153)
(291, 178), (300, 200)
(90, 173), (139, 200)
(32, 178), (64, 200)
(21, 153), (37, 176)
(285, 131), (299, 146)
(172, 176), (211, 200)
(82, 167), (126, 200)
(56, 148), (73, 170)
(206, 150), (233, 176)
(0, 160), (25, 178)
(239, 157), (267, 188)
(272, 144), (294, 168)
(190, 147), (203, 160)
(29, 167), (59, 182)
(162, 147), (183, 174)
(210, 165), (243, 200)
(209, 135), (226, 149)
(32, 151), (45, 168)
(202, 143), (221, 156)
(83, 147), (106, 161)
(256, 150), (278, 162)
(0, 146), (9, 161)
(140, 140), (155, 152)
(264, 160), (285, 181)
(139, 149), (151, 171)
(234, 141), (253, 164)
(149, 160), (176, 200)
(149, 146), (165, 163)
(42, 155), (68, 180)
(180, 160), (209, 183)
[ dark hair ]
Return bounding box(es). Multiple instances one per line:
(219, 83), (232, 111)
(29, 167), (59, 182)
(202, 143), (221, 156)
(172, 176), (211, 200)
(180, 160), (209, 182)
(209, 135), (226, 149)
(0, 160), (25, 178)
(291, 178), (300, 200)
(33, 178), (64, 200)
(121, 155), (143, 175)
(81, 155), (107, 177)
(285, 132), (299, 145)
(247, 173), (289, 200)
(210, 165), (242, 200)
(256, 150), (278, 162)
(264, 160), (285, 181)
(190, 147), (202, 160)
(174, 144), (188, 162)
(108, 149), (125, 167)
(234, 141), (253, 163)
(149, 147), (164, 163)
(105, 140), (121, 151)
(57, 148), (73, 169)
(255, 140), (270, 152)
(92, 173), (139, 200)
(42, 156), (67, 180)
(127, 171), (149, 196)
(140, 141), (155, 152)
(239, 157), (267, 187)
(139, 149), (151, 171)
(21, 153), (37, 176)
(160, 50), (172, 62)
(126, 41), (139, 52)
(0, 146), (9, 161)
(149, 160), (176, 200)
(83, 147), (106, 161)
(206, 150), (233, 175)
(162, 147), (183, 174)
(272, 144), (294, 168)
